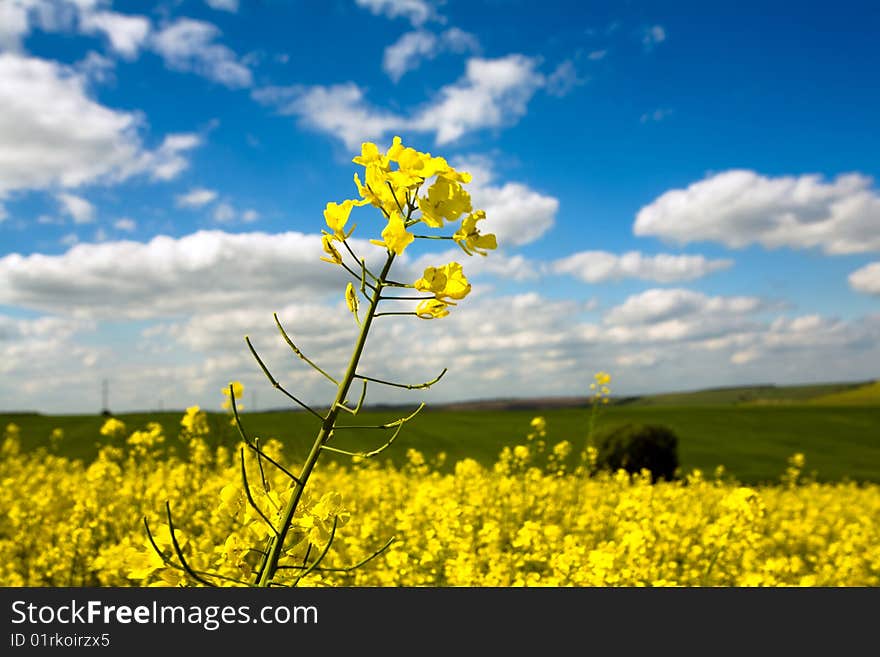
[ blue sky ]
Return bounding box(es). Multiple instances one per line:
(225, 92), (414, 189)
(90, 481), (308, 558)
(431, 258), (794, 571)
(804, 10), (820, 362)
(1, 0), (878, 413)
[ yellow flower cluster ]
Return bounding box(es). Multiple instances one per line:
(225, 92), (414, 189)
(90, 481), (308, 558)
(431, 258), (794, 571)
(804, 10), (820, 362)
(0, 420), (878, 587)
(321, 136), (496, 319)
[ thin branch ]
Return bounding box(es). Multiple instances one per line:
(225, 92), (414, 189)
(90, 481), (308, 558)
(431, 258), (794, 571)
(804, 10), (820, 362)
(254, 436), (269, 492)
(230, 387), (251, 442)
(413, 235), (455, 240)
(244, 442), (303, 486)
(240, 449), (280, 537)
(245, 336), (325, 420)
(321, 421), (405, 459)
(293, 516), (339, 586)
(386, 181), (405, 214)
(340, 240), (378, 283)
(277, 537), (395, 573)
(274, 314), (339, 385)
(336, 379), (368, 415)
(340, 260), (376, 291)
(332, 401), (424, 430)
(355, 367), (447, 391)
(143, 518), (252, 587)
(164, 503), (216, 587)
(380, 294), (435, 301)
(374, 312), (418, 318)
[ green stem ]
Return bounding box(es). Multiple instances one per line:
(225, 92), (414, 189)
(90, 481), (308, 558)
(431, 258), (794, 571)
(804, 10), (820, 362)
(256, 251), (396, 587)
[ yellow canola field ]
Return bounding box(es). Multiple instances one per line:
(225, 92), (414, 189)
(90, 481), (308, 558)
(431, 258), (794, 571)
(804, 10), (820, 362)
(1, 421), (878, 587)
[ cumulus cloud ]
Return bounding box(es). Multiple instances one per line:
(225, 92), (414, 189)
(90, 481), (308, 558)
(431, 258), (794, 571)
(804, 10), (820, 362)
(145, 133), (202, 181)
(56, 193), (95, 224)
(205, 0), (239, 12)
(411, 55), (545, 144)
(354, 0), (439, 27)
(849, 262), (880, 296)
(0, 53), (202, 199)
(151, 18), (252, 88)
(255, 54), (545, 147)
(79, 10), (151, 59)
(253, 83), (404, 150)
(451, 156), (557, 246)
(553, 251), (732, 284)
(0, 313), (99, 411)
(0, 1), (31, 52)
(176, 187), (218, 208)
(634, 170), (880, 254)
(383, 28), (479, 82)
(0, 230), (388, 319)
(410, 248), (540, 283)
(4, 279), (880, 412)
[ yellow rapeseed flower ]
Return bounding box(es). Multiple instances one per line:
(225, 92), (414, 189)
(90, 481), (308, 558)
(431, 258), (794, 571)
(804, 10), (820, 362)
(370, 212), (414, 255)
(454, 210), (497, 256)
(414, 262), (471, 300)
(415, 298), (450, 319)
(345, 282), (359, 315)
(323, 200), (361, 238)
(320, 233), (344, 265)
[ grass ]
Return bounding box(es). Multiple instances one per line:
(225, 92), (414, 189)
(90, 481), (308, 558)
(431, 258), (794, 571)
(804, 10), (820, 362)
(4, 400), (879, 484)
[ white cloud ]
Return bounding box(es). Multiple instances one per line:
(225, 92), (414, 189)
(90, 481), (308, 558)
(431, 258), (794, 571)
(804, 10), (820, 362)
(255, 54), (545, 147)
(253, 83), (404, 150)
(642, 24), (666, 50)
(0, 230), (386, 319)
(151, 18), (252, 88)
(146, 133), (202, 181)
(60, 233), (79, 247)
(411, 55), (545, 144)
(0, 53), (202, 200)
(546, 60), (583, 98)
(383, 28), (479, 82)
(849, 262), (880, 296)
(176, 187), (218, 208)
(634, 170), (880, 254)
(383, 30), (437, 81)
(213, 202), (236, 223)
(452, 156), (557, 247)
(114, 217), (136, 232)
(603, 288), (763, 327)
(242, 209), (259, 222)
(354, 0), (439, 27)
(553, 251), (732, 283)
(75, 50), (115, 83)
(79, 10), (151, 59)
(0, 314), (107, 413)
(56, 192), (95, 224)
(205, 0), (239, 12)
(410, 248), (540, 283)
(588, 49), (607, 60)
(0, 1), (32, 51)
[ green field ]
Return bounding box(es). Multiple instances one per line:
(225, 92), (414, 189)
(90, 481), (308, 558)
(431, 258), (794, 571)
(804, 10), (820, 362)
(3, 381), (879, 484)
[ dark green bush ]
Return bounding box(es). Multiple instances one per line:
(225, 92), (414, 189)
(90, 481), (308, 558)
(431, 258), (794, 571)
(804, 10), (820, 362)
(595, 423), (679, 482)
